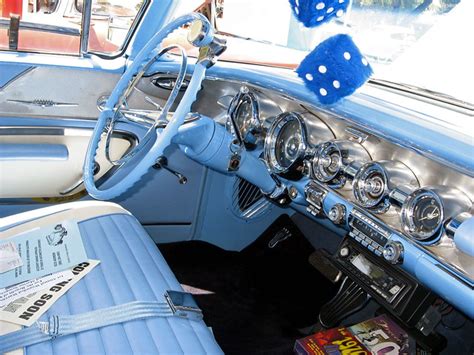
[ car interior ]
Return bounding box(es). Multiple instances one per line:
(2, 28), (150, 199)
(0, 0), (473, 354)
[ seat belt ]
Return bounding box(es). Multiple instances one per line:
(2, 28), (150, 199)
(0, 291), (203, 354)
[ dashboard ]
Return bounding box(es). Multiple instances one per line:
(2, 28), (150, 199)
(191, 77), (474, 316)
(138, 66), (473, 320)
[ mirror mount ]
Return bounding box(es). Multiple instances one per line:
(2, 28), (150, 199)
(194, 0), (224, 31)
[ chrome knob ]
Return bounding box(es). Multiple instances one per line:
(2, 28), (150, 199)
(339, 246), (350, 258)
(328, 204), (346, 225)
(288, 185), (298, 200)
(383, 241), (404, 264)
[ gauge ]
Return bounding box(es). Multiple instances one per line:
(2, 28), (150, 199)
(353, 160), (419, 213)
(353, 162), (389, 210)
(312, 142), (342, 182)
(402, 189), (444, 241)
(312, 140), (370, 188)
(264, 112), (308, 176)
(227, 87), (261, 149)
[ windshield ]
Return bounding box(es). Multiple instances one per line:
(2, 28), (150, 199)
(173, 0), (472, 106)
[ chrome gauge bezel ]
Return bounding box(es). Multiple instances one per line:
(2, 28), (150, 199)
(264, 112), (308, 175)
(353, 162), (389, 211)
(401, 188), (444, 241)
(311, 140), (370, 188)
(312, 142), (343, 183)
(226, 87), (261, 149)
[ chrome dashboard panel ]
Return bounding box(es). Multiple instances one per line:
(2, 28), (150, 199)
(188, 77), (474, 201)
(163, 76), (474, 290)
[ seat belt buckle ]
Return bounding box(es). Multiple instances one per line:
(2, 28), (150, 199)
(165, 290), (203, 321)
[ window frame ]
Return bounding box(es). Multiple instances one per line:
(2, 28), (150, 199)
(0, 0), (150, 58)
(86, 0), (151, 59)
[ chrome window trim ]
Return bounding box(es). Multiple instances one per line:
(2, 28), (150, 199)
(79, 0), (92, 57)
(88, 0), (151, 59)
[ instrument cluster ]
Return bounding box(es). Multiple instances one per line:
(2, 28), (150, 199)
(266, 111), (472, 245)
(226, 87), (473, 251)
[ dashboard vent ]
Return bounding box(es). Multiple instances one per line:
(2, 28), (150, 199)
(232, 177), (269, 219)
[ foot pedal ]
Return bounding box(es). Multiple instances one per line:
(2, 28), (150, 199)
(308, 249), (342, 283)
(319, 276), (368, 328)
(268, 227), (292, 248)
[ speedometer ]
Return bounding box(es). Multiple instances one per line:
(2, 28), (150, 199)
(264, 112), (308, 177)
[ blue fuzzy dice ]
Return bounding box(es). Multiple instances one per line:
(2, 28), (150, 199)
(296, 34), (373, 105)
(289, 0), (350, 27)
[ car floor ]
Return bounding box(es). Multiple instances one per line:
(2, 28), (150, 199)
(159, 216), (337, 355)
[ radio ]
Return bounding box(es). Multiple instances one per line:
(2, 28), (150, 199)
(334, 238), (434, 326)
(336, 240), (407, 304)
(348, 209), (390, 256)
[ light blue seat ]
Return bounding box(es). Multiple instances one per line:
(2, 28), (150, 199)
(2, 202), (223, 355)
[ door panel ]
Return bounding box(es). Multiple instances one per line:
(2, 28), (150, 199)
(0, 128), (132, 198)
(0, 60), (206, 237)
(0, 66), (120, 119)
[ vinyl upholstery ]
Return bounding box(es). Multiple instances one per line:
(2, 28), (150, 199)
(19, 210), (223, 354)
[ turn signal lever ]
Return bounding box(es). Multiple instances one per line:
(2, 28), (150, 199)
(153, 156), (188, 185)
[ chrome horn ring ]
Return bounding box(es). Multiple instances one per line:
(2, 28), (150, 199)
(104, 45), (188, 166)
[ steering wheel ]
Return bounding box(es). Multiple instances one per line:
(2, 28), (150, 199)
(84, 13), (221, 200)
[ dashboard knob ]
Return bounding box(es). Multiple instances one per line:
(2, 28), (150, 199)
(339, 246), (350, 258)
(288, 185), (298, 200)
(328, 204), (346, 225)
(383, 241), (404, 264)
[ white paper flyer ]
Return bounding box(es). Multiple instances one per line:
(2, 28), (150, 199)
(0, 260), (99, 326)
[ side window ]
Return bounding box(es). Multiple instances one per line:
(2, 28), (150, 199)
(75, 0), (145, 55)
(0, 0), (82, 54)
(0, 0), (145, 55)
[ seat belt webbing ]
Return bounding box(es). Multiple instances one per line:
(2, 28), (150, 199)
(0, 301), (173, 353)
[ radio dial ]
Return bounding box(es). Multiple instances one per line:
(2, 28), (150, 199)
(383, 241), (404, 264)
(339, 246), (350, 258)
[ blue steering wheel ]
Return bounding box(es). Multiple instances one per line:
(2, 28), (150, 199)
(84, 13), (216, 200)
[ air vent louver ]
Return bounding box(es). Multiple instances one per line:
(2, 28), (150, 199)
(231, 177), (269, 219)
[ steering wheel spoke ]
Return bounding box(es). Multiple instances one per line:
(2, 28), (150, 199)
(84, 13), (226, 200)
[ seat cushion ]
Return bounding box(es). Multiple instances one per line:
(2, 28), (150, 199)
(1, 202), (223, 355)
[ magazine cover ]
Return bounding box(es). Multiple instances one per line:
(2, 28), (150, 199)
(349, 314), (415, 355)
(295, 314), (416, 355)
(295, 326), (369, 355)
